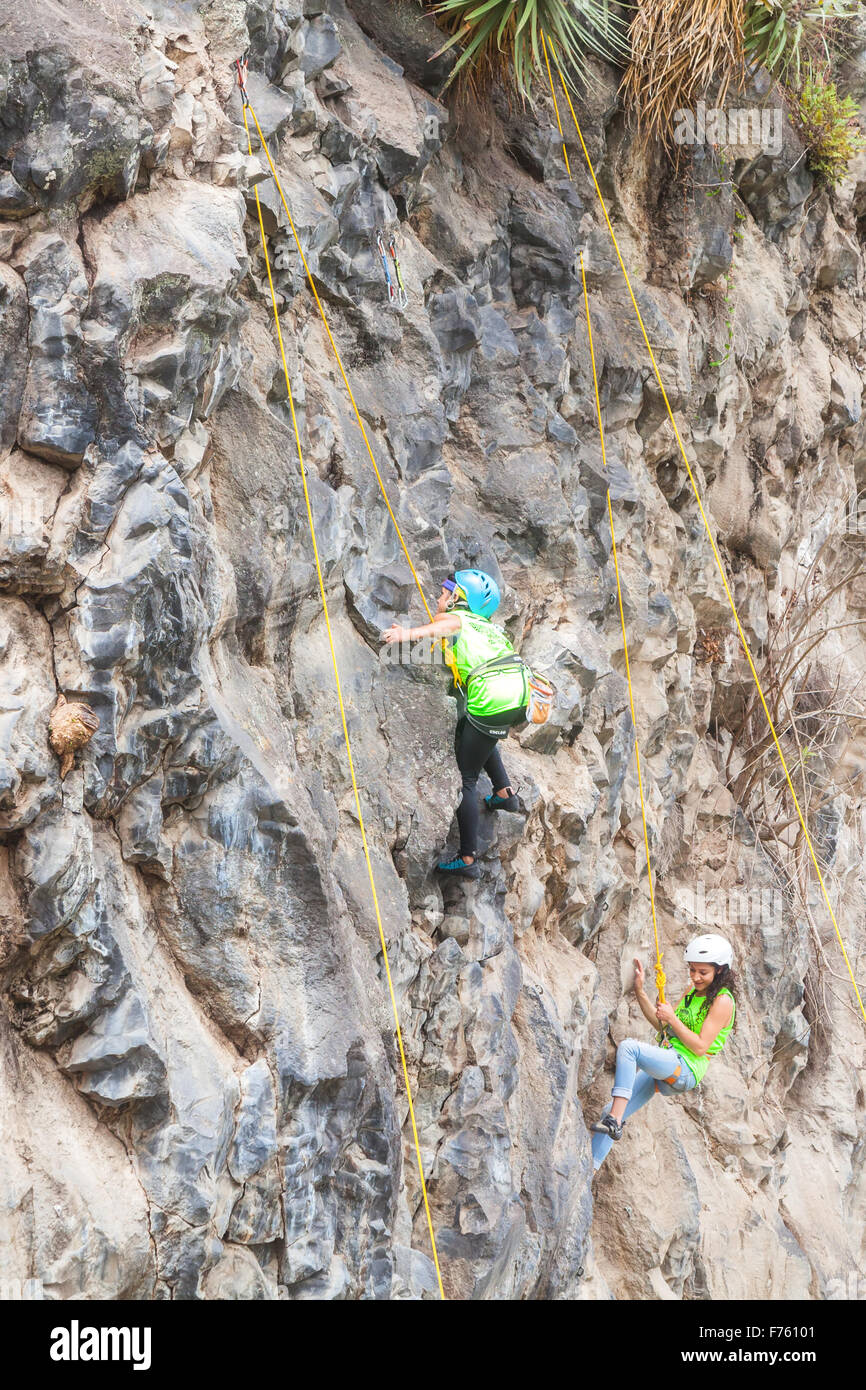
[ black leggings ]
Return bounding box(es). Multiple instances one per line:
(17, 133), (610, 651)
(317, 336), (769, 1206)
(454, 713), (521, 858)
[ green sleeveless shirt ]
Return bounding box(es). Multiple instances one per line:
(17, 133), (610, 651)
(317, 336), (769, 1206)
(661, 987), (735, 1083)
(448, 612), (528, 717)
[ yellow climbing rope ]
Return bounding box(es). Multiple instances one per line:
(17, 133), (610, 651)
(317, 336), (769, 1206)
(245, 102), (433, 623)
(580, 252), (666, 1003)
(240, 97), (446, 1299)
(540, 30), (571, 180)
(245, 96), (468, 688)
(543, 34), (866, 1026)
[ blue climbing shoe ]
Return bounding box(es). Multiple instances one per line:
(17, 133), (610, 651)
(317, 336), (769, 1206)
(436, 856), (481, 880)
(484, 790), (520, 812)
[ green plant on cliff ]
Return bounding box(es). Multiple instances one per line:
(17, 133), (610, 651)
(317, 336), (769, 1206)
(743, 0), (859, 87)
(430, 0), (627, 98)
(795, 70), (866, 184)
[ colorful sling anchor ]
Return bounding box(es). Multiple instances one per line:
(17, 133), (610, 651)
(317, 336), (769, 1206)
(388, 234), (409, 309)
(375, 230), (408, 309)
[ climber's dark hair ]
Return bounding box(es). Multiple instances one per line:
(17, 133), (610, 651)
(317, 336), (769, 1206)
(685, 963), (736, 1020)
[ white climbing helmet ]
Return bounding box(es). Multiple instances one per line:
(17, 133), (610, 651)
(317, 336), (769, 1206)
(684, 933), (733, 968)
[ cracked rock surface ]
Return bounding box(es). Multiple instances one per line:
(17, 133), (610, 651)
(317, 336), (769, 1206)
(1, 0), (866, 1299)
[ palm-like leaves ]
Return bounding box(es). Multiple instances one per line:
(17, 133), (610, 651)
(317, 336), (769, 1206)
(431, 0), (628, 98)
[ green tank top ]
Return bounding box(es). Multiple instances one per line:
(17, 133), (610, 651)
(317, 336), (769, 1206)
(661, 987), (735, 1084)
(448, 612), (529, 717)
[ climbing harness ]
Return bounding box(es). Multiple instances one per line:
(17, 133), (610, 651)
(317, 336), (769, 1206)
(236, 64), (445, 1299)
(654, 1063), (682, 1096)
(465, 653), (527, 693)
(375, 230), (397, 305)
(388, 233), (409, 309)
(542, 29), (866, 1027)
(464, 656), (554, 726)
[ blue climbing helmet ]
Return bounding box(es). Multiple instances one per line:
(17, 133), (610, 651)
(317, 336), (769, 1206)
(453, 569), (500, 619)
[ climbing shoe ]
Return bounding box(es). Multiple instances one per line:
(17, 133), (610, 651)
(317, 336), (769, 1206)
(484, 790), (520, 813)
(590, 1114), (625, 1141)
(436, 856), (481, 880)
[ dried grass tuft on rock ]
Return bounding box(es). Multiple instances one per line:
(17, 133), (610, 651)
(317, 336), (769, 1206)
(48, 694), (99, 779)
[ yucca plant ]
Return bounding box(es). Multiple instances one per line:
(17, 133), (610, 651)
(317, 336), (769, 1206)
(430, 0), (628, 100)
(622, 0), (746, 150)
(743, 0), (860, 87)
(796, 68), (866, 183)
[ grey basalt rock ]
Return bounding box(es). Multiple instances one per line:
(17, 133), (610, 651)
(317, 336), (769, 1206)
(63, 989), (168, 1107)
(16, 234), (97, 467)
(0, 264), (28, 449)
(14, 804), (94, 944)
(2, 52), (148, 214)
(510, 187), (580, 309)
(427, 286), (482, 420)
(229, 1059), (278, 1182)
(82, 180), (249, 444)
(736, 125), (812, 242)
(243, 71), (295, 140)
(8, 883), (129, 1050)
(2, 0), (866, 1306)
(292, 15), (342, 79)
(279, 1042), (398, 1299)
(687, 146), (733, 290)
(344, 0), (457, 94)
(0, 600), (60, 832)
(0, 171), (39, 219)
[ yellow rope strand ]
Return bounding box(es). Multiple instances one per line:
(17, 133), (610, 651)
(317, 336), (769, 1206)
(241, 101), (446, 1297)
(545, 35), (866, 1026)
(246, 103), (433, 622)
(580, 252), (666, 1002)
(539, 30), (571, 179)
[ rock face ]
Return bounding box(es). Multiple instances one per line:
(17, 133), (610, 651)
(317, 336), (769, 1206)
(1, 0), (865, 1301)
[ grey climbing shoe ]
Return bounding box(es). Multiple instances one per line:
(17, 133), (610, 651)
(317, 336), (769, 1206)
(591, 1114), (625, 1141)
(484, 790), (520, 812)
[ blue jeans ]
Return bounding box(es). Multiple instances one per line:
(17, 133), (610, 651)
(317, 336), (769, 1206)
(591, 1038), (698, 1170)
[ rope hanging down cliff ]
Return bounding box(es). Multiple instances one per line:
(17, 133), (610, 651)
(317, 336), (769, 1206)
(541, 30), (866, 1028)
(235, 59), (432, 621)
(235, 59), (446, 1300)
(580, 250), (666, 1004)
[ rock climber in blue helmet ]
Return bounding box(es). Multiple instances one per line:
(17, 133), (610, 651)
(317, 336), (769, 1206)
(381, 569), (529, 879)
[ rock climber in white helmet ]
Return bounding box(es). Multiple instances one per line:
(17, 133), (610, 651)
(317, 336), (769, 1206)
(590, 934), (736, 1169)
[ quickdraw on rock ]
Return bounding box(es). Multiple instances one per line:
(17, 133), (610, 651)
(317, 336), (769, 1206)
(375, 230), (397, 305)
(234, 53), (250, 108)
(388, 233), (409, 309)
(375, 229), (408, 310)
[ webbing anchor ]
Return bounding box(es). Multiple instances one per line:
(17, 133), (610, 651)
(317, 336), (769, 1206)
(235, 53), (250, 107)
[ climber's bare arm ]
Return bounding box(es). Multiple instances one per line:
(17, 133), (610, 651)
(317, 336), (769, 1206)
(381, 614), (461, 643)
(656, 994), (733, 1056)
